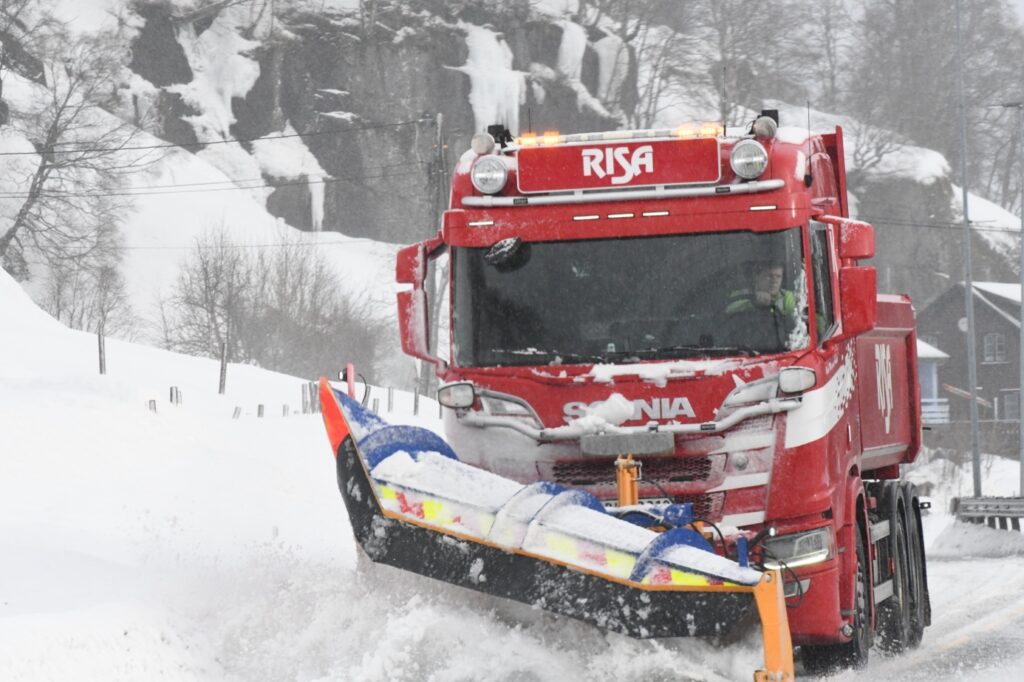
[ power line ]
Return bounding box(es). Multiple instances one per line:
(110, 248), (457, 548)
(858, 214), (1019, 234)
(0, 117), (431, 157)
(0, 164), (433, 199)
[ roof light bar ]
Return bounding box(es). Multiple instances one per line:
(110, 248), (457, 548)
(515, 124), (726, 148)
(542, 130), (562, 145)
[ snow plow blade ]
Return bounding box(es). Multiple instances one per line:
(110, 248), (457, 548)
(319, 379), (793, 681)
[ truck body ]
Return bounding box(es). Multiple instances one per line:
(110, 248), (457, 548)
(394, 114), (930, 666)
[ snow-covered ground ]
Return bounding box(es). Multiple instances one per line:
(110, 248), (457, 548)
(4, 267), (1024, 681)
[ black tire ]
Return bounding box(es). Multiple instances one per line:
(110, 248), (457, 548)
(802, 527), (871, 674)
(903, 485), (930, 648)
(877, 511), (912, 654)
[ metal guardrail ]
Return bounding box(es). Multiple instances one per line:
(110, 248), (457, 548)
(951, 496), (1024, 531)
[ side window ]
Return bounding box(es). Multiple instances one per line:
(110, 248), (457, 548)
(1002, 390), (1020, 421)
(983, 332), (1006, 363)
(810, 221), (836, 342)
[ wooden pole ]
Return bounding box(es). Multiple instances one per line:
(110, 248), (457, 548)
(97, 330), (106, 375)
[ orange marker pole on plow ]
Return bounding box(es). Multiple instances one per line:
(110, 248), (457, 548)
(615, 454), (640, 508)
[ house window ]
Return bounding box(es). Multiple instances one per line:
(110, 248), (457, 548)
(983, 332), (1006, 363)
(1003, 390), (1020, 421)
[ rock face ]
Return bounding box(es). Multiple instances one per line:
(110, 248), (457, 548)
(122, 2), (1012, 309)
(128, 4), (622, 245)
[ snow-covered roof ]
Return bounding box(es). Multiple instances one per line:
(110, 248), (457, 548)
(916, 339), (949, 360)
(973, 282), (1021, 305)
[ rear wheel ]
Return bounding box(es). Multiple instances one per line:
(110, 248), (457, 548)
(903, 485), (929, 648)
(877, 512), (912, 654)
(802, 527), (871, 673)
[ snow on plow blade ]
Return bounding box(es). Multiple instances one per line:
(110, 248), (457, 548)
(319, 379), (793, 680)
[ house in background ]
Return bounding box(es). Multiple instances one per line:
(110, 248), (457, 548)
(916, 338), (949, 424)
(916, 282), (1022, 453)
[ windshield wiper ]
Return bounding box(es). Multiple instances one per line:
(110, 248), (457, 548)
(631, 345), (763, 359)
(485, 349), (608, 364)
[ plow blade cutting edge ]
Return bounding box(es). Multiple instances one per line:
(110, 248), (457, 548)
(319, 379), (793, 681)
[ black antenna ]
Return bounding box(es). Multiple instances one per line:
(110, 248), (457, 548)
(804, 101), (813, 188)
(527, 107), (532, 134)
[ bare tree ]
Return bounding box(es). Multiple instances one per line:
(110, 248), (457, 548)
(163, 228), (387, 379)
(0, 26), (148, 279)
(43, 255), (134, 339)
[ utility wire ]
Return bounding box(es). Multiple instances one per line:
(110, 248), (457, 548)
(0, 164), (432, 199)
(0, 117), (431, 157)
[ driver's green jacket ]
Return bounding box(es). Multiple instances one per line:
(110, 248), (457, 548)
(724, 289), (797, 315)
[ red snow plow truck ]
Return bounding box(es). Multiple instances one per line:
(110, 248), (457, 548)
(321, 111), (929, 679)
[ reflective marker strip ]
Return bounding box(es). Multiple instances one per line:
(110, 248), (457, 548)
(749, 205), (776, 211)
(573, 214), (600, 221)
(378, 481), (742, 585)
(606, 549), (637, 577)
(546, 533), (578, 557)
(607, 212), (634, 219)
(642, 210), (669, 217)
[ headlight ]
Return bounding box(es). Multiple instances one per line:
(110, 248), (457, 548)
(438, 382), (475, 409)
(470, 156), (508, 194)
(778, 367), (816, 394)
(763, 526), (834, 570)
(730, 139), (769, 179)
(478, 390), (542, 428)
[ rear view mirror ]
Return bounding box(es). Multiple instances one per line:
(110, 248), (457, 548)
(396, 238), (445, 366)
(838, 220), (874, 260)
(837, 266), (876, 338)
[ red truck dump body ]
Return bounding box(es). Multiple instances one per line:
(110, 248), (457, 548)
(394, 113), (930, 668)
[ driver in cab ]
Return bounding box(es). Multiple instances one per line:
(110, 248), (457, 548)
(725, 260), (796, 317)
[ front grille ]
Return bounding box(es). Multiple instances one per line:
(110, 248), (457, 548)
(552, 456), (713, 487)
(670, 492), (724, 520)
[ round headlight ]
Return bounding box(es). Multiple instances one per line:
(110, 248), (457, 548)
(471, 156), (508, 194)
(730, 139), (769, 180)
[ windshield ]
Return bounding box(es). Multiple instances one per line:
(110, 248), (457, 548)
(452, 227), (808, 367)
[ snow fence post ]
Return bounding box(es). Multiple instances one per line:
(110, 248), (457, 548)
(148, 399), (156, 412)
(301, 383), (309, 414)
(232, 407), (241, 419)
(97, 330), (106, 375)
(372, 398), (379, 414)
(282, 404), (289, 417)
(258, 404), (264, 418)
(413, 389), (420, 416)
(218, 341), (228, 395)
(387, 387), (394, 413)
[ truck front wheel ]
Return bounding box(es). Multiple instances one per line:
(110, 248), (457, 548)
(801, 527), (871, 673)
